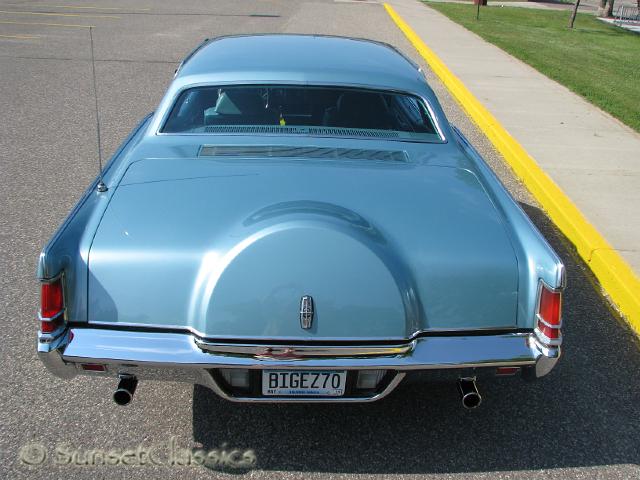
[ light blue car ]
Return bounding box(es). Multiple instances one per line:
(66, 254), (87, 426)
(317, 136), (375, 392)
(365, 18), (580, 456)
(37, 35), (564, 408)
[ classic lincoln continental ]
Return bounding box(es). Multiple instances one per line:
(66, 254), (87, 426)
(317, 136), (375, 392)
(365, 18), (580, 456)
(37, 35), (564, 408)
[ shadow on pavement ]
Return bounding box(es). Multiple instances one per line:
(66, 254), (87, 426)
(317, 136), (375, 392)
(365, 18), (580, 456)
(192, 202), (640, 474)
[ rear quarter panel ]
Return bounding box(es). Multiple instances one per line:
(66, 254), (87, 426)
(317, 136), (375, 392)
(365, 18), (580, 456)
(36, 114), (153, 323)
(452, 126), (565, 329)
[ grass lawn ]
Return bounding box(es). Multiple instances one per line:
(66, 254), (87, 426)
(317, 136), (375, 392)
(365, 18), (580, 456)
(444, 0), (574, 3)
(426, 3), (640, 132)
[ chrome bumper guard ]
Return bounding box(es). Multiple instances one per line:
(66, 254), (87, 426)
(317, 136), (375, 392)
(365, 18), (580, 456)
(38, 328), (559, 403)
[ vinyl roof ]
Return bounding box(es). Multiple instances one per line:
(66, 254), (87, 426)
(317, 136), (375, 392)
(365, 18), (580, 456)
(175, 34), (427, 92)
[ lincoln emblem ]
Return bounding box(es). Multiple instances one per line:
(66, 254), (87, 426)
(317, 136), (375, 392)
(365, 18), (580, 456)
(299, 295), (314, 329)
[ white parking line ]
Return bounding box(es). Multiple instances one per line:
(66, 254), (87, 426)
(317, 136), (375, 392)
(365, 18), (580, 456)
(0, 20), (92, 28)
(0, 10), (119, 19)
(5, 4), (150, 11)
(0, 33), (40, 39)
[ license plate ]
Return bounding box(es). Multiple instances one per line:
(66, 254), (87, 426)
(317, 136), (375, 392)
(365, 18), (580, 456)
(262, 370), (347, 396)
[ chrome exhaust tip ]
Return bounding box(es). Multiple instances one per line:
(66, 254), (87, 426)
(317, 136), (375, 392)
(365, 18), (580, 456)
(457, 377), (482, 409)
(113, 375), (138, 406)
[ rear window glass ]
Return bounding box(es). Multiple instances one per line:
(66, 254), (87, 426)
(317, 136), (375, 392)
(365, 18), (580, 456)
(161, 85), (441, 142)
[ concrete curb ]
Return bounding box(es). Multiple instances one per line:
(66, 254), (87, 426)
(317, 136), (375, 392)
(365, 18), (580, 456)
(384, 2), (640, 335)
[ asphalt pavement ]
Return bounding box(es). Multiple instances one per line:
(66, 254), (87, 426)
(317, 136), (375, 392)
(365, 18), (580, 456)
(0, 1), (638, 479)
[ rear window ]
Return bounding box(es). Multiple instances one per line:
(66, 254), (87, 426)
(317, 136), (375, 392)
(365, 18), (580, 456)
(161, 85), (441, 142)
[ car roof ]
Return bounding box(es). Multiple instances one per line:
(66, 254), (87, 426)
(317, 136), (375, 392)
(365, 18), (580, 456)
(175, 34), (427, 93)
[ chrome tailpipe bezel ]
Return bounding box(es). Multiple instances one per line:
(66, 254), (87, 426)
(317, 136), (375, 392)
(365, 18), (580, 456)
(113, 374), (138, 406)
(457, 377), (482, 409)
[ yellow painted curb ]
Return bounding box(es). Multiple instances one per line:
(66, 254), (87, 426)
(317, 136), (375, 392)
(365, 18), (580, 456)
(384, 2), (640, 335)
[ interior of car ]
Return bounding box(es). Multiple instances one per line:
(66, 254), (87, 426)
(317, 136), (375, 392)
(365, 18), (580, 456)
(162, 85), (437, 135)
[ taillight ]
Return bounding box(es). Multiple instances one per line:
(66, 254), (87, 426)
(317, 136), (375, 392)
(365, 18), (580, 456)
(40, 320), (59, 334)
(539, 286), (561, 326)
(535, 282), (562, 346)
(40, 277), (64, 333)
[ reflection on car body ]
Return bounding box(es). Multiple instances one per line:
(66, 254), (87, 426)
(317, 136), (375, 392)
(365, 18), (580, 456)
(36, 34), (564, 408)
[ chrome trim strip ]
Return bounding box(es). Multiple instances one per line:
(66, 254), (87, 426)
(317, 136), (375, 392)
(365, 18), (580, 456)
(87, 321), (419, 343)
(38, 309), (65, 323)
(535, 313), (563, 330)
(195, 340), (415, 358)
(40, 272), (64, 284)
(86, 320), (526, 343)
(556, 263), (567, 289)
(37, 326), (67, 344)
(533, 327), (562, 347)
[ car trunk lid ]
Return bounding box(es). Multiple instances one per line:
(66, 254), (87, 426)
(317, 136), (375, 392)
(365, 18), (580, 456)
(88, 156), (518, 340)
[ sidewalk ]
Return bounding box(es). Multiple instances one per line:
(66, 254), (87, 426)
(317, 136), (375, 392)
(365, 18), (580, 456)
(427, 0), (598, 13)
(427, 0), (639, 13)
(387, 0), (640, 278)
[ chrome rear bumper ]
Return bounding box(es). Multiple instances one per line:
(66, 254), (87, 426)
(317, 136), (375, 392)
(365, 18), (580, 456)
(38, 328), (559, 402)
